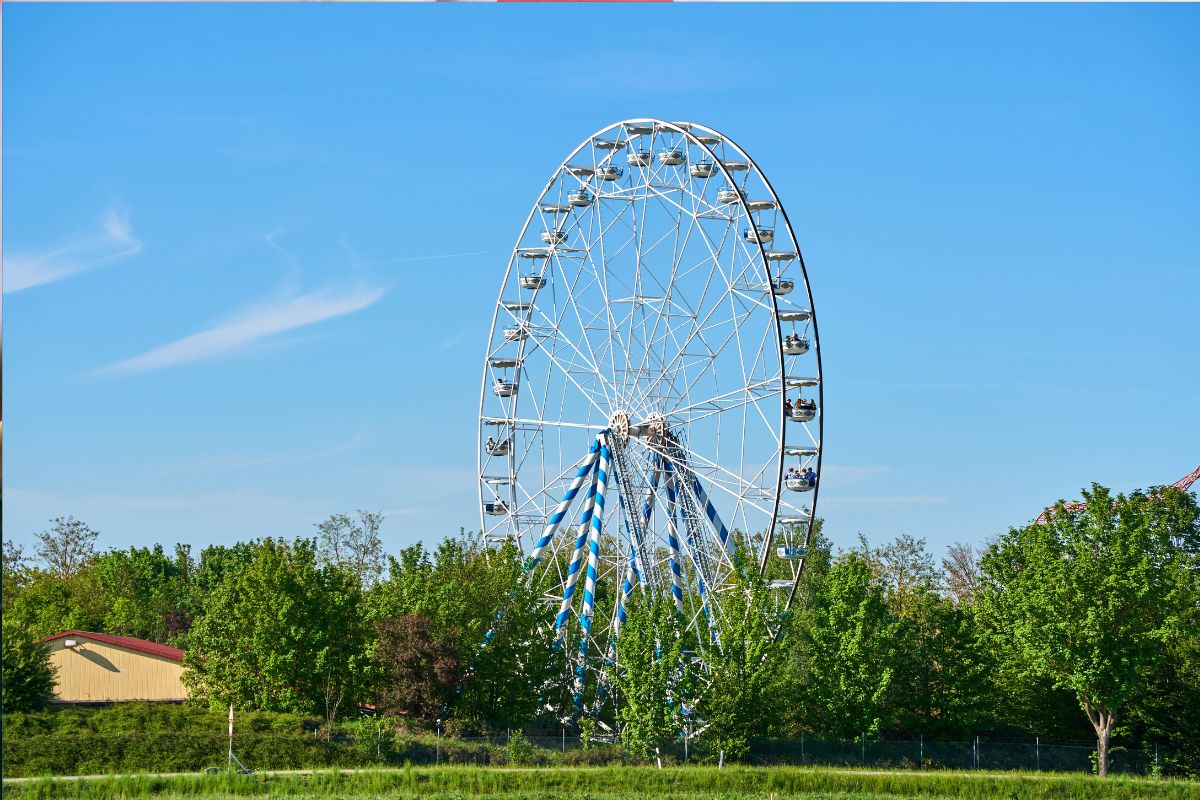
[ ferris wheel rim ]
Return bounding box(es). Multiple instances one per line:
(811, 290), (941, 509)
(476, 118), (822, 609)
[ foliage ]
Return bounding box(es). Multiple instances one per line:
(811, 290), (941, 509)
(695, 560), (788, 761)
(315, 511), (385, 588)
(611, 593), (696, 758)
(373, 614), (460, 722)
(979, 484), (1200, 777)
(181, 538), (370, 720)
(1, 618), (58, 712)
(790, 550), (895, 738)
(33, 516), (99, 577)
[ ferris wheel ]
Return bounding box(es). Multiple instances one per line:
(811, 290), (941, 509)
(477, 119), (822, 715)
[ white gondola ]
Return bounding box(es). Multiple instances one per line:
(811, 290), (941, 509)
(782, 336), (809, 356)
(784, 445), (819, 458)
(568, 189), (594, 207)
(657, 121), (691, 132)
(503, 326), (528, 342)
(627, 150), (652, 168)
(722, 160), (750, 172)
(540, 229), (567, 245)
(788, 404), (817, 423)
(771, 279), (794, 295)
(519, 275), (547, 290)
(540, 203), (571, 215)
(493, 379), (518, 398)
(717, 188), (741, 204)
(694, 133), (721, 145)
(785, 476), (816, 492)
(485, 439), (511, 457)
(625, 122), (654, 135)
(595, 166), (623, 181)
(593, 138), (628, 150)
(566, 165), (595, 177)
(482, 475), (512, 486)
(518, 247), (552, 261)
(690, 161), (716, 179)
(658, 149), (685, 165)
(785, 376), (819, 388)
(501, 300), (531, 312)
(744, 227), (774, 244)
(745, 199), (776, 212)
(483, 500), (509, 516)
(777, 308), (812, 323)
(768, 580), (793, 590)
(489, 356), (520, 369)
(764, 250), (797, 262)
(777, 546), (809, 560)
(777, 512), (812, 525)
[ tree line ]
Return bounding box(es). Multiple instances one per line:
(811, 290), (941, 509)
(3, 483), (1197, 776)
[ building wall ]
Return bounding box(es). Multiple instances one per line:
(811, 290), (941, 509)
(47, 636), (188, 702)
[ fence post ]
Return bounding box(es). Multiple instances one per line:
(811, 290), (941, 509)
(562, 727), (565, 754)
(1035, 736), (1039, 771)
(800, 731), (804, 763)
(862, 732), (866, 766)
(1155, 743), (1159, 770)
(974, 736), (979, 770)
(919, 734), (923, 769)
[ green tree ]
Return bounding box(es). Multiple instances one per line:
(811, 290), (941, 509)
(34, 516), (99, 577)
(612, 593), (696, 758)
(695, 563), (788, 760)
(315, 510), (385, 588)
(791, 550), (895, 738)
(182, 537), (370, 720)
(979, 484), (1200, 777)
(2, 618), (57, 712)
(92, 545), (192, 643)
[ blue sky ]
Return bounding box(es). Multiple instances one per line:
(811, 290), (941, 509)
(4, 3), (1198, 562)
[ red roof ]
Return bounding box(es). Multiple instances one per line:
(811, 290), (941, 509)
(44, 631), (184, 662)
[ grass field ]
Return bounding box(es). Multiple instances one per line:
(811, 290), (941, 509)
(4, 765), (1199, 800)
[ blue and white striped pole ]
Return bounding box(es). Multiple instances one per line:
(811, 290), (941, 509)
(554, 441), (601, 635)
(527, 439), (601, 571)
(573, 433), (610, 710)
(664, 464), (687, 612)
(689, 473), (731, 550)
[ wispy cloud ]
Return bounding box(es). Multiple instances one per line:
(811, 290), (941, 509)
(5, 210), (143, 293)
(438, 331), (468, 352)
(92, 285), (385, 378)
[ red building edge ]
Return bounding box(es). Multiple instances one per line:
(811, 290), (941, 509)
(44, 630), (184, 663)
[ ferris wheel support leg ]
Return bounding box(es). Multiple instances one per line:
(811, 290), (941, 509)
(554, 444), (602, 636)
(527, 438), (601, 572)
(664, 467), (687, 613)
(574, 435), (611, 712)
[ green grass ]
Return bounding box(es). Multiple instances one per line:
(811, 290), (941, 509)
(4, 765), (1199, 800)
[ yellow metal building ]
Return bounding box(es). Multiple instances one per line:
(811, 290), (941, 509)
(44, 631), (188, 703)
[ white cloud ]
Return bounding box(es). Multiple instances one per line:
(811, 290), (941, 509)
(5, 210), (143, 293)
(92, 285), (386, 378)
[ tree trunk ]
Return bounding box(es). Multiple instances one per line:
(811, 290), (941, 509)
(1082, 700), (1116, 777)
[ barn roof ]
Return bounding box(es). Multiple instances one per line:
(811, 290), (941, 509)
(44, 631), (184, 663)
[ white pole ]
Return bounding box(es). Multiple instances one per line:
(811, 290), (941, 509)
(227, 704), (234, 770)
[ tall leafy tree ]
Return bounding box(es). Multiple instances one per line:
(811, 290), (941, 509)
(315, 511), (385, 588)
(2, 618), (57, 712)
(34, 516), (99, 577)
(790, 550), (895, 738)
(696, 563), (788, 760)
(979, 484), (1200, 776)
(182, 537), (370, 719)
(611, 593), (696, 758)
